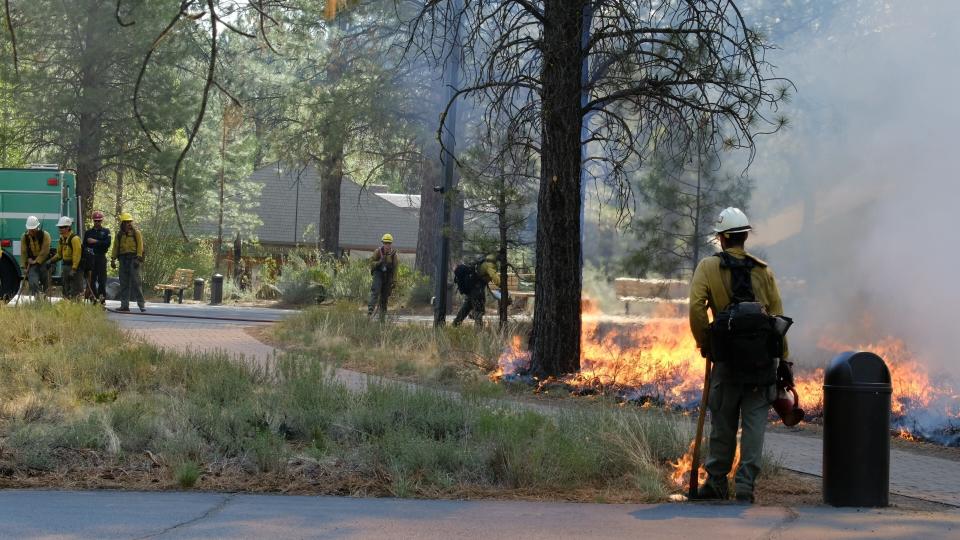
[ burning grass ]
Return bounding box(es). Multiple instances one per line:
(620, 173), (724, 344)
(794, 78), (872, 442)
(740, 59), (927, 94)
(0, 302), (700, 501)
(495, 306), (960, 446)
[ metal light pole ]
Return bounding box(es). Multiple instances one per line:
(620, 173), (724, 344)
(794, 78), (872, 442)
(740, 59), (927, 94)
(433, 0), (463, 327)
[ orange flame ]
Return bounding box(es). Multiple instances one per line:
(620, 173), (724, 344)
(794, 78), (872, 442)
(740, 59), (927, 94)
(670, 437), (741, 489)
(495, 298), (959, 443)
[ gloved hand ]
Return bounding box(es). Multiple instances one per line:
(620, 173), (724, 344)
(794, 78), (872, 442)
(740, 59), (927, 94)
(777, 360), (796, 390)
(110, 259), (117, 270)
(137, 256), (144, 263)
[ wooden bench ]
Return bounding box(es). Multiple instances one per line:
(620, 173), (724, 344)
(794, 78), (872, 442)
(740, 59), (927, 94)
(154, 268), (195, 304)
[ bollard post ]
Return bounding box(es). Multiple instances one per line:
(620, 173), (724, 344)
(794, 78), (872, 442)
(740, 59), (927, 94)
(822, 351), (892, 507)
(193, 278), (205, 301)
(210, 274), (224, 305)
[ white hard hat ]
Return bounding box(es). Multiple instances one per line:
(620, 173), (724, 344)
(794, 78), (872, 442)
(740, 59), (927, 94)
(25, 216), (41, 230)
(56, 216), (73, 228)
(713, 207), (752, 234)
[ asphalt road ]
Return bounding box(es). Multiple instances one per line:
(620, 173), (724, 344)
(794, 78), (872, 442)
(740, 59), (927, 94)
(0, 490), (957, 540)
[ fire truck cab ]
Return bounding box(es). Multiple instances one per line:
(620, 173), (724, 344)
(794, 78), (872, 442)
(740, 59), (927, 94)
(0, 166), (81, 298)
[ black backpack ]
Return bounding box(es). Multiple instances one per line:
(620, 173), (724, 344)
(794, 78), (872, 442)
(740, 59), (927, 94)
(708, 252), (781, 373)
(453, 258), (484, 294)
(69, 233), (95, 273)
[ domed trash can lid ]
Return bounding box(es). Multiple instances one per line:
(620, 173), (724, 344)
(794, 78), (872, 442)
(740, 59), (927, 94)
(824, 351), (892, 390)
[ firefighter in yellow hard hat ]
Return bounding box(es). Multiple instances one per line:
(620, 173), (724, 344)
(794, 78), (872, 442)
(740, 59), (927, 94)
(20, 215), (52, 297)
(48, 217), (84, 299)
(453, 253), (500, 327)
(111, 212), (145, 312)
(688, 207), (788, 504)
(367, 233), (398, 321)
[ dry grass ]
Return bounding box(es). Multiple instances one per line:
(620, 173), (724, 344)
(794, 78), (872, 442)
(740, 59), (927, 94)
(273, 303), (519, 391)
(0, 302), (697, 503)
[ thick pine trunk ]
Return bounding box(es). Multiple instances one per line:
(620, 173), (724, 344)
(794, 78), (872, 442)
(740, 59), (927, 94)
(76, 112), (101, 221)
(75, 1), (103, 222)
(415, 155), (442, 281)
(318, 146), (344, 256)
(114, 166), (124, 218)
(530, 0), (585, 376)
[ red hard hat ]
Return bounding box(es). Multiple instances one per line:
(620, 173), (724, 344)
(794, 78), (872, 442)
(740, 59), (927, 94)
(92, 211), (104, 221)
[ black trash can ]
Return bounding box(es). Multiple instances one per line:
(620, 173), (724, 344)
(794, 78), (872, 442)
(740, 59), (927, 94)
(823, 351), (892, 507)
(210, 274), (224, 306)
(193, 278), (205, 301)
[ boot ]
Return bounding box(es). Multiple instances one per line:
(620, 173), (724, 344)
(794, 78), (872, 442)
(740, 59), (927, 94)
(691, 481), (729, 501)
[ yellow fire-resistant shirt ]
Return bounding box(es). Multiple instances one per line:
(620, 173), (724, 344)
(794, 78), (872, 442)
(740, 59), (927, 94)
(368, 246), (399, 277)
(688, 246), (788, 360)
(50, 233), (83, 270)
(20, 230), (51, 269)
(112, 228), (143, 258)
(479, 260), (500, 287)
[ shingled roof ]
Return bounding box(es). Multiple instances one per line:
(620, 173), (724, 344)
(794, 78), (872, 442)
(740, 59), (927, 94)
(205, 162), (420, 253)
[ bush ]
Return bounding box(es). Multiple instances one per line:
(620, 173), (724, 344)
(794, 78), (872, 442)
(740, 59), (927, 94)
(326, 257), (371, 302)
(174, 461), (201, 488)
(404, 271), (433, 308)
(276, 252), (329, 306)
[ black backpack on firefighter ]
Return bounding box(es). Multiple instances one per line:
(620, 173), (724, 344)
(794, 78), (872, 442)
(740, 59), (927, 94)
(68, 233), (95, 273)
(708, 252), (783, 373)
(453, 258), (485, 294)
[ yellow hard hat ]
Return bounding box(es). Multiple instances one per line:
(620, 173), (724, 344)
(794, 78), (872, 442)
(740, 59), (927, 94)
(381, 233), (393, 243)
(119, 212), (134, 222)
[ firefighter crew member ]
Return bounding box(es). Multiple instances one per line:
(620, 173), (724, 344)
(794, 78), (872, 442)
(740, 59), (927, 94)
(20, 216), (52, 297)
(688, 207), (787, 504)
(368, 233), (398, 321)
(453, 254), (500, 327)
(111, 212), (145, 312)
(84, 210), (111, 302)
(48, 217), (84, 299)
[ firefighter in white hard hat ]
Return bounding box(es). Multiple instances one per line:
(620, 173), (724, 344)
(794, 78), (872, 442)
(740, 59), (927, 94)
(20, 216), (52, 297)
(688, 207), (788, 504)
(367, 233), (399, 321)
(48, 216), (84, 299)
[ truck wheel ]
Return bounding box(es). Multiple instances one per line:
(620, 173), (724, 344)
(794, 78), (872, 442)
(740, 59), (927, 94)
(0, 254), (21, 300)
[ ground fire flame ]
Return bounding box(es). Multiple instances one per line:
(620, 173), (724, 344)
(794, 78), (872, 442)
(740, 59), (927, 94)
(495, 304), (960, 446)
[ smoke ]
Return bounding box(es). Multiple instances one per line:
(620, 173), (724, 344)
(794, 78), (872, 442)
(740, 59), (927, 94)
(750, 0), (960, 377)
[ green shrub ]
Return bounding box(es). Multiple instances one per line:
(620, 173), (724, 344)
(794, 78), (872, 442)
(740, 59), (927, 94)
(327, 257), (371, 302)
(174, 461), (201, 488)
(276, 252), (329, 305)
(405, 272), (433, 307)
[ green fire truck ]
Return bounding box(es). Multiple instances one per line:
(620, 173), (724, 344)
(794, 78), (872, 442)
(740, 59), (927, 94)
(0, 166), (81, 297)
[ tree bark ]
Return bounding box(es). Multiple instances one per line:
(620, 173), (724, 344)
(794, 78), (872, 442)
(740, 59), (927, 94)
(318, 145), (345, 256)
(215, 116), (228, 272)
(530, 0), (586, 376)
(415, 155), (442, 281)
(498, 177), (509, 330)
(75, 0), (104, 222)
(114, 165), (124, 219)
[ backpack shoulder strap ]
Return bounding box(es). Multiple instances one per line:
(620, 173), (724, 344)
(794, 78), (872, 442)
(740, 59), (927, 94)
(715, 251), (756, 304)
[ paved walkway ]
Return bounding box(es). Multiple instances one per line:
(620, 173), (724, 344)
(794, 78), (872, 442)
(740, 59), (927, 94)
(0, 490), (957, 539)
(112, 303), (960, 508)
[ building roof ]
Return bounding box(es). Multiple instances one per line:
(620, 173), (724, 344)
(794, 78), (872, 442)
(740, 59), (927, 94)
(376, 193), (421, 210)
(200, 162), (420, 252)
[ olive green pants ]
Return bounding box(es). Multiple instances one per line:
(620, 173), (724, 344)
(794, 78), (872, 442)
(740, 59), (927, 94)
(61, 266), (84, 299)
(704, 381), (775, 496)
